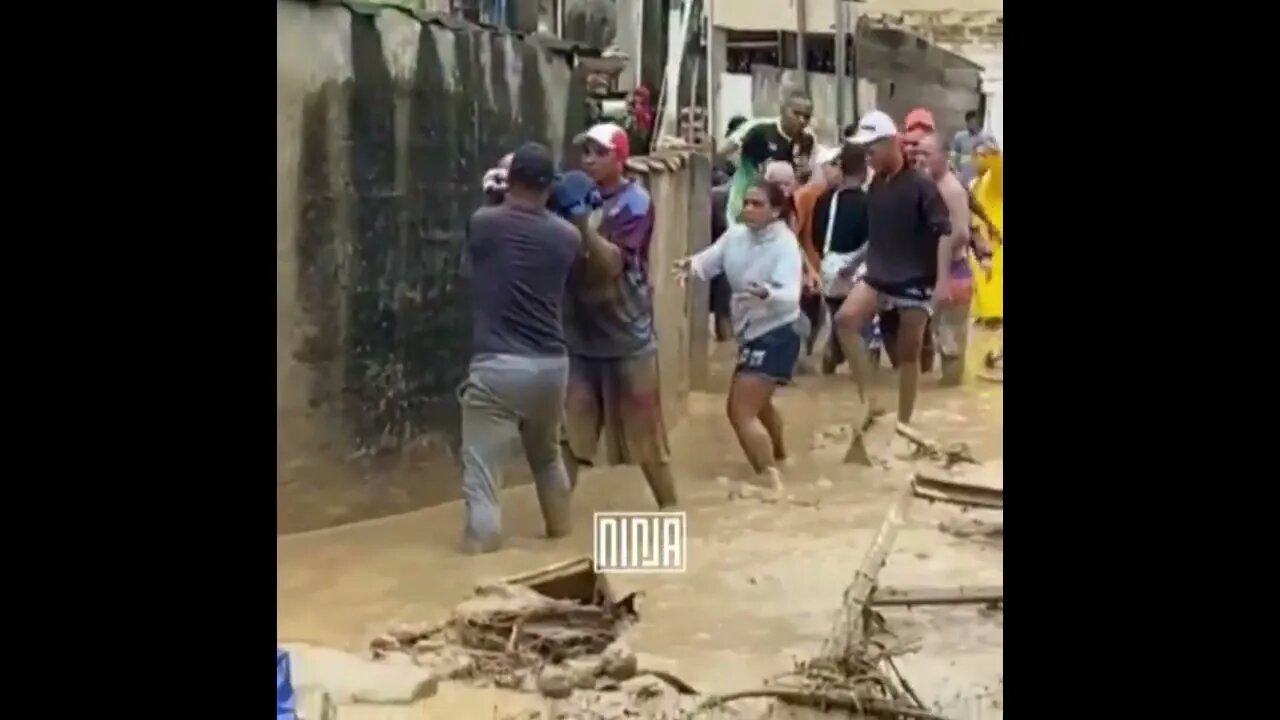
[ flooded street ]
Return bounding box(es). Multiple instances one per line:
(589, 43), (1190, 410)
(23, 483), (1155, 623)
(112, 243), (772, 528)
(277, 330), (1003, 719)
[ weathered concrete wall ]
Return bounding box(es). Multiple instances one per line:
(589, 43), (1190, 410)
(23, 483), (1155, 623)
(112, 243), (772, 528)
(278, 0), (704, 533)
(278, 0), (581, 532)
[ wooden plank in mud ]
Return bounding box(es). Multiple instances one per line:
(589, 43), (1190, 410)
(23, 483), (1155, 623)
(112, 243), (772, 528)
(871, 585), (1003, 608)
(911, 474), (1003, 510)
(493, 556), (615, 606)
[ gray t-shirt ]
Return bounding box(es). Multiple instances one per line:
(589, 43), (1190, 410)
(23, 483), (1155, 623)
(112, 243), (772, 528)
(465, 204), (580, 357)
(950, 130), (994, 186)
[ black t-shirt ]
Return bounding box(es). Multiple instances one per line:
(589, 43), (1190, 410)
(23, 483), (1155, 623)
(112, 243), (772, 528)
(864, 167), (952, 287)
(465, 205), (581, 357)
(811, 187), (870, 257)
(739, 121), (815, 170)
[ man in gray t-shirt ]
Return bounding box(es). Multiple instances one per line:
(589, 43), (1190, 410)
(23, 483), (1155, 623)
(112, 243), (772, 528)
(949, 110), (994, 187)
(459, 143), (580, 554)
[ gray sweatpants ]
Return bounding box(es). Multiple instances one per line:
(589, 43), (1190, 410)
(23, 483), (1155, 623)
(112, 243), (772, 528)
(458, 353), (571, 542)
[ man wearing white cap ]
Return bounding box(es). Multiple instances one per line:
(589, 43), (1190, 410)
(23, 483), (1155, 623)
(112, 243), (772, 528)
(835, 111), (953, 427)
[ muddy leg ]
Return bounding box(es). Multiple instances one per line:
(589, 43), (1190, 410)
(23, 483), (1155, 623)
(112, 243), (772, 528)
(458, 379), (518, 554)
(641, 462), (679, 509)
(521, 429), (572, 540)
(937, 302), (970, 387)
(727, 373), (782, 487)
(561, 444), (581, 491)
(759, 398), (787, 462)
(834, 282), (881, 412)
(895, 308), (930, 424)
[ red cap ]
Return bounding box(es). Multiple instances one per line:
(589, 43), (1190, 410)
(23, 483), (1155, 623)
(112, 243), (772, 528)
(904, 108), (936, 132)
(575, 123), (631, 162)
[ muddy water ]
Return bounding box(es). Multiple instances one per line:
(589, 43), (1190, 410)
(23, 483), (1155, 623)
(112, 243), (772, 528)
(278, 330), (1003, 718)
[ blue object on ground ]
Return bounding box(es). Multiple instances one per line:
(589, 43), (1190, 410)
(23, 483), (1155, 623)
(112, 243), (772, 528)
(277, 649), (297, 720)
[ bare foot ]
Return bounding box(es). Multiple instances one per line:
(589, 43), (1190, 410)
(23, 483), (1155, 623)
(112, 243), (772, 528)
(758, 466), (785, 493)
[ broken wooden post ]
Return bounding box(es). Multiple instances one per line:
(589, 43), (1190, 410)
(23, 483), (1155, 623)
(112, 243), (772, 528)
(823, 486), (913, 665)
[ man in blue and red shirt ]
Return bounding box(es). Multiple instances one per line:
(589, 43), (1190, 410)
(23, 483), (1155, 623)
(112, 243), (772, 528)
(562, 123), (678, 509)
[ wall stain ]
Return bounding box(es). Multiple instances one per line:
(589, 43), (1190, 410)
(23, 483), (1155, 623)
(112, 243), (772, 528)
(282, 1), (597, 530)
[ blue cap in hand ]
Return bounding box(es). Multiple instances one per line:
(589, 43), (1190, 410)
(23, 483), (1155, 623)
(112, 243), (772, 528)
(549, 170), (602, 221)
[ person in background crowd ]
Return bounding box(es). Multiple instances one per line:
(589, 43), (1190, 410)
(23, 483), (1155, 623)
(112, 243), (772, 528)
(713, 115), (749, 185)
(968, 136), (1003, 329)
(717, 90), (815, 227)
(914, 133), (974, 385)
(792, 145), (839, 357)
(626, 85), (655, 152)
(763, 160), (797, 197)
(807, 143), (874, 376)
(950, 110), (992, 187)
(482, 152), (514, 204)
(458, 143), (581, 554)
(710, 177), (733, 341)
(897, 108), (940, 372)
(674, 180), (804, 492)
(837, 111), (952, 428)
(564, 123), (679, 509)
(709, 114), (752, 338)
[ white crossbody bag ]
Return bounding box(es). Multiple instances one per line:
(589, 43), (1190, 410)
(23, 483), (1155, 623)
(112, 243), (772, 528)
(818, 190), (866, 298)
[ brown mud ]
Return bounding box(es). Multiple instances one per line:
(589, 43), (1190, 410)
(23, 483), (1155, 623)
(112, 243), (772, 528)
(278, 329), (1003, 718)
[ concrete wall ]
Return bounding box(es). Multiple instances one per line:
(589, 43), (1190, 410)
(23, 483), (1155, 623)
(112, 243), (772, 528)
(278, 0), (704, 533)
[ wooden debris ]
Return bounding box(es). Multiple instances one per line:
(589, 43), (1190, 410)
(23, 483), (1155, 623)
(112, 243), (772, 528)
(824, 485), (913, 665)
(693, 686), (952, 719)
(871, 585), (1004, 608)
(896, 423), (978, 468)
(911, 474), (1003, 510)
(496, 556), (613, 606)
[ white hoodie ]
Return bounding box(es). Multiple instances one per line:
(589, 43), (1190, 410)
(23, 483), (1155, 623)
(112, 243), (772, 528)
(689, 219), (803, 342)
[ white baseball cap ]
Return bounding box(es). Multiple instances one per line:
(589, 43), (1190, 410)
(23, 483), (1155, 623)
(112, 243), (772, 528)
(848, 110), (898, 145)
(812, 144), (841, 166)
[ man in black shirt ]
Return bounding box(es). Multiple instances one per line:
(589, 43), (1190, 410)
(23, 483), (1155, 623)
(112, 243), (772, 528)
(716, 90), (816, 226)
(835, 111), (953, 426)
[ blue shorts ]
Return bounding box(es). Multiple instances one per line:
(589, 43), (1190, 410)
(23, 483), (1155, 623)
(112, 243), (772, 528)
(736, 324), (802, 384)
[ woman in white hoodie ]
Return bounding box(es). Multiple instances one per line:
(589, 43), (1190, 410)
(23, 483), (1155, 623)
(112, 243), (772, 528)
(674, 181), (804, 490)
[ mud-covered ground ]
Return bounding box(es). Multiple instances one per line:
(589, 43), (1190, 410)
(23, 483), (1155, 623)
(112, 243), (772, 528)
(277, 331), (1003, 719)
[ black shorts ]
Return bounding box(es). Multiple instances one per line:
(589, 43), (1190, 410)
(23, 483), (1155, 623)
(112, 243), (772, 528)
(736, 323), (802, 385)
(864, 277), (934, 313)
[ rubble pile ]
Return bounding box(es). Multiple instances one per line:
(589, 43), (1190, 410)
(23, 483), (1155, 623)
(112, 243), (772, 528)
(370, 583), (636, 692)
